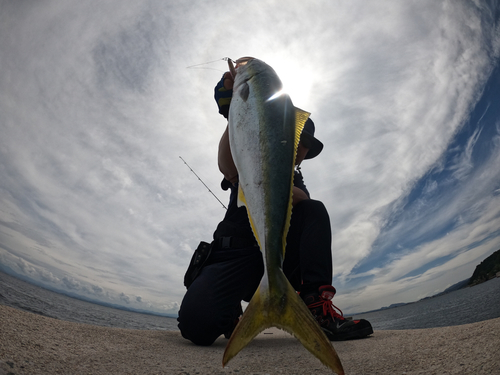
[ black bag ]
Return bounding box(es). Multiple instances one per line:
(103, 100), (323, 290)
(183, 241), (213, 289)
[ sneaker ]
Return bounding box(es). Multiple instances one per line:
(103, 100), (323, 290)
(302, 285), (373, 341)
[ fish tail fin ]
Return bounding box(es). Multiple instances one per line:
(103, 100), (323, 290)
(222, 284), (269, 366)
(223, 271), (344, 375)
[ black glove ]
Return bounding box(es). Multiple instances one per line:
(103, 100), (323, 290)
(214, 73), (233, 118)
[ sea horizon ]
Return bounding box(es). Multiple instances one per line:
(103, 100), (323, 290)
(1, 270), (499, 331)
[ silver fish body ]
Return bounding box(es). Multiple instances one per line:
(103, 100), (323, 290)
(229, 59), (295, 270)
(223, 58), (344, 375)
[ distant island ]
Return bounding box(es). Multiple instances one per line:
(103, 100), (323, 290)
(355, 248), (500, 315)
(412, 248), (500, 302)
(468, 248), (500, 286)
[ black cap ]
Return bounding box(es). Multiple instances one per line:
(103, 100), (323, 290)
(301, 118), (324, 159)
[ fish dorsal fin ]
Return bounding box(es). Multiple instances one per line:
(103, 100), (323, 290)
(294, 107), (310, 153)
(281, 107), (310, 256)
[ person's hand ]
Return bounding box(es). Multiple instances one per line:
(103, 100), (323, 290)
(214, 72), (234, 118)
(292, 186), (309, 206)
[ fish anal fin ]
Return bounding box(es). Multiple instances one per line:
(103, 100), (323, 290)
(223, 271), (345, 375)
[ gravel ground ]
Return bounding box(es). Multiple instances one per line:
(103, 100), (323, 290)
(1, 304), (499, 374)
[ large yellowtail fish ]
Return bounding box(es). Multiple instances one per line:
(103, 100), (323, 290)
(223, 57), (344, 375)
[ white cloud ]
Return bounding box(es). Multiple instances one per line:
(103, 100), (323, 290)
(1, 0), (499, 315)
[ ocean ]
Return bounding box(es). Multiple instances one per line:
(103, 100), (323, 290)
(354, 277), (500, 330)
(0, 271), (178, 331)
(1, 270), (499, 331)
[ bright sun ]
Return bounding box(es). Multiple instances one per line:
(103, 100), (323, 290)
(268, 58), (315, 110)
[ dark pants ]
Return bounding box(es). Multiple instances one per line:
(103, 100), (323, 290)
(177, 199), (332, 345)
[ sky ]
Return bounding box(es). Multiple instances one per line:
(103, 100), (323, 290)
(1, 0), (499, 316)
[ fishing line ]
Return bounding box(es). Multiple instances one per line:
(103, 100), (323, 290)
(186, 57), (234, 70)
(179, 156), (227, 210)
(181, 57), (234, 209)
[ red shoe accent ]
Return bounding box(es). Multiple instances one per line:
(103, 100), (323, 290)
(308, 285), (345, 320)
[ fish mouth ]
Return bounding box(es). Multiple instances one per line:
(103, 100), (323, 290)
(228, 57), (256, 79)
(235, 56), (255, 67)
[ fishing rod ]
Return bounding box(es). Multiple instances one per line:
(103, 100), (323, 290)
(179, 156), (227, 210)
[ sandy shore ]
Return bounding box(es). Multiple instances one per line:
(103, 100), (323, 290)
(1, 305), (499, 374)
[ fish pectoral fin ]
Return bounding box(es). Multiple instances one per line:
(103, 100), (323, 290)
(223, 272), (345, 375)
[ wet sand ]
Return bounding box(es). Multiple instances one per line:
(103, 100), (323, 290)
(1, 304), (499, 374)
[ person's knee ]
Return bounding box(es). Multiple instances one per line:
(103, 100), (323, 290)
(177, 307), (220, 346)
(294, 199), (328, 218)
(303, 198), (326, 210)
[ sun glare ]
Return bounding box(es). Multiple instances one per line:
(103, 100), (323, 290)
(266, 89), (285, 102)
(270, 59), (315, 109)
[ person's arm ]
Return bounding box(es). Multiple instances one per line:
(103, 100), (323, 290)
(292, 166), (310, 206)
(215, 71), (239, 184)
(292, 186), (309, 206)
(218, 125), (238, 184)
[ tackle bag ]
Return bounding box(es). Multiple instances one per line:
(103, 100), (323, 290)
(183, 241), (213, 289)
